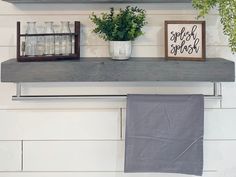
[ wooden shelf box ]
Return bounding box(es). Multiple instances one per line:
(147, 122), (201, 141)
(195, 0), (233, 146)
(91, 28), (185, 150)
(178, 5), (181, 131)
(17, 21), (80, 62)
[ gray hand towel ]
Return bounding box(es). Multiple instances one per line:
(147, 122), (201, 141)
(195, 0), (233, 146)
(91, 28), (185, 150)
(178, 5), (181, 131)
(124, 94), (204, 176)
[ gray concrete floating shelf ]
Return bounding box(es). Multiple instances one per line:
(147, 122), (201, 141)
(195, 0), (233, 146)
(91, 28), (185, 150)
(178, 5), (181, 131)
(3, 0), (192, 3)
(1, 58), (235, 83)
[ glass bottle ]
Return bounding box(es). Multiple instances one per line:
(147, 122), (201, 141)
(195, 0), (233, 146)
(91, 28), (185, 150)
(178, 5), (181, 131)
(54, 24), (60, 55)
(60, 21), (72, 55)
(37, 35), (44, 56)
(36, 25), (44, 56)
(25, 22), (37, 56)
(54, 34), (61, 55)
(44, 22), (55, 56)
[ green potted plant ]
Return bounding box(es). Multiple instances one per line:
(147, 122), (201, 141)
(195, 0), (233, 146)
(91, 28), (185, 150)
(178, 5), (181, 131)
(192, 0), (236, 53)
(90, 6), (147, 60)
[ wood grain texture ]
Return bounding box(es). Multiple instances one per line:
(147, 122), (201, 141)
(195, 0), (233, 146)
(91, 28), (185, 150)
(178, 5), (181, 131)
(1, 58), (235, 83)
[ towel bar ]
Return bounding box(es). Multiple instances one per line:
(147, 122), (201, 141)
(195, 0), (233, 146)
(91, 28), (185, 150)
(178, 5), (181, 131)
(12, 82), (222, 101)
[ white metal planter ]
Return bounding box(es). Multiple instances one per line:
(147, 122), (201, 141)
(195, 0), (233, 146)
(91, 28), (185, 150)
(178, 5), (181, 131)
(109, 41), (132, 60)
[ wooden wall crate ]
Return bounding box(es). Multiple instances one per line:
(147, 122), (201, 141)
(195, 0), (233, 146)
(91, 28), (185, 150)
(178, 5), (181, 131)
(17, 21), (80, 62)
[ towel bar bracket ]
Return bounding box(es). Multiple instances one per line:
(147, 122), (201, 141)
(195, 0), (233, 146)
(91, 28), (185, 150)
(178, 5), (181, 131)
(12, 82), (222, 101)
(16, 83), (22, 98)
(213, 82), (221, 97)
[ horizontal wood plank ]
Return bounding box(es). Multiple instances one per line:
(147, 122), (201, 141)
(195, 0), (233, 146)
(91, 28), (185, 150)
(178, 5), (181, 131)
(23, 141), (124, 171)
(0, 141), (21, 171)
(0, 109), (120, 140)
(222, 82), (236, 108)
(2, 58), (234, 83)
(204, 109), (236, 139)
(2, 107), (236, 140)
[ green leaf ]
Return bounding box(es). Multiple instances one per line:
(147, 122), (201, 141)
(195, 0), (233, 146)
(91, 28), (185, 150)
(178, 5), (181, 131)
(90, 6), (147, 41)
(192, 0), (236, 53)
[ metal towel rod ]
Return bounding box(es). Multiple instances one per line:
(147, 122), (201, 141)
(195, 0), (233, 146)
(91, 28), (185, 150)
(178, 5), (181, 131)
(12, 82), (222, 101)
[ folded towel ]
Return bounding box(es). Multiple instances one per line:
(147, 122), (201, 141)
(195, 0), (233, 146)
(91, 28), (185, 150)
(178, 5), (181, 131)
(125, 94), (204, 176)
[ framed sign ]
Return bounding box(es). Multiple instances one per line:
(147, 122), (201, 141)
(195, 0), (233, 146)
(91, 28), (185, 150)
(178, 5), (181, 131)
(165, 21), (206, 61)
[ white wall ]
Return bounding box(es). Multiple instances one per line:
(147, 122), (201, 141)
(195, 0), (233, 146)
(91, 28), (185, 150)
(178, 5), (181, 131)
(0, 1), (236, 177)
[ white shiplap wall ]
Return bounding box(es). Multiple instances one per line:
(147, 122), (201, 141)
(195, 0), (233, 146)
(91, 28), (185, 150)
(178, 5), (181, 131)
(0, 1), (236, 177)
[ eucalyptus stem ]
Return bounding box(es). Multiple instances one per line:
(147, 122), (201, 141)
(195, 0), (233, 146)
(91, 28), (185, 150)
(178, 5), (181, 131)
(192, 0), (236, 53)
(90, 6), (147, 41)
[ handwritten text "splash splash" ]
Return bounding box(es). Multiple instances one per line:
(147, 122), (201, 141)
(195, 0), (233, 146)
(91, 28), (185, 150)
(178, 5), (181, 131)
(170, 25), (200, 56)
